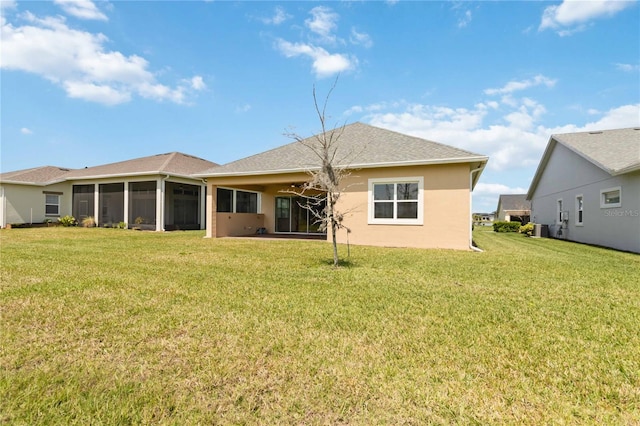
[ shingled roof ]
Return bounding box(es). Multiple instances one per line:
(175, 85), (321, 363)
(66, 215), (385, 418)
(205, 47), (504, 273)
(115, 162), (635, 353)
(0, 166), (73, 185)
(198, 122), (487, 178)
(1, 152), (218, 185)
(497, 194), (531, 213)
(64, 152), (218, 180)
(527, 127), (640, 199)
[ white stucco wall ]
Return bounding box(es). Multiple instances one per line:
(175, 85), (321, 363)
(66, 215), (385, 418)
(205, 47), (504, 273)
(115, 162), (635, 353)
(1, 182), (72, 227)
(530, 143), (640, 253)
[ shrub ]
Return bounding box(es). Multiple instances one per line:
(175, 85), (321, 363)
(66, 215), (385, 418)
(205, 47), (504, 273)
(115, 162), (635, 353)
(81, 216), (96, 228)
(493, 221), (521, 233)
(117, 221), (127, 229)
(519, 222), (535, 236)
(518, 222), (535, 237)
(58, 215), (77, 227)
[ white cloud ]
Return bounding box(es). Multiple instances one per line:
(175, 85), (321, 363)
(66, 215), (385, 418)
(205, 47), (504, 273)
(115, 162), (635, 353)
(484, 75), (556, 96)
(359, 75), (640, 172)
(54, 0), (108, 21)
(20, 127), (33, 135)
(540, 0), (635, 35)
(275, 39), (355, 78)
(0, 11), (202, 105)
(189, 75), (206, 90)
(64, 80), (131, 104)
(1, 0), (16, 10)
(305, 6), (339, 44)
(273, 5), (361, 77)
(350, 28), (372, 48)
(260, 6), (291, 26)
(615, 62), (640, 72)
(235, 104), (251, 113)
(458, 10), (472, 28)
(474, 182), (528, 196)
(546, 104), (640, 134)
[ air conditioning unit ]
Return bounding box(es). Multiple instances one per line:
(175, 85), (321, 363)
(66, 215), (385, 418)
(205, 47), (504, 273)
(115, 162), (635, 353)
(561, 211), (569, 222)
(534, 224), (549, 238)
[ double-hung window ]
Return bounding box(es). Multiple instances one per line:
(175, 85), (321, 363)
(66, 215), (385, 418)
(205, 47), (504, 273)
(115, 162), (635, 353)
(45, 193), (60, 216)
(575, 195), (583, 225)
(369, 177), (423, 225)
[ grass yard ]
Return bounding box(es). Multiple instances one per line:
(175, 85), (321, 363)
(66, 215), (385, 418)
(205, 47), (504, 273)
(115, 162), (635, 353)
(1, 227), (639, 424)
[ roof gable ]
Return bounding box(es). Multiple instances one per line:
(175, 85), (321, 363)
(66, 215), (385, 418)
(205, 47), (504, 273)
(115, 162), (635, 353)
(555, 128), (640, 175)
(198, 122), (487, 177)
(497, 194), (531, 212)
(527, 127), (640, 199)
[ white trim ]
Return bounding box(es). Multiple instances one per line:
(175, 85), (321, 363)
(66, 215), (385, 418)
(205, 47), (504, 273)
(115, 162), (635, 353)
(45, 193), (60, 217)
(575, 194), (584, 226)
(368, 177), (424, 225)
(216, 186), (261, 214)
(198, 157), (489, 178)
(556, 198), (563, 225)
(0, 186), (5, 228)
(600, 186), (621, 208)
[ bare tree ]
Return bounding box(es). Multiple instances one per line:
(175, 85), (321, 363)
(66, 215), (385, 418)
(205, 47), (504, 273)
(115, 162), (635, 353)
(284, 79), (351, 267)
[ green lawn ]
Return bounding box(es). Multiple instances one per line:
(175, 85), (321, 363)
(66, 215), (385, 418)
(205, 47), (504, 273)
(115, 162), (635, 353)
(1, 227), (639, 424)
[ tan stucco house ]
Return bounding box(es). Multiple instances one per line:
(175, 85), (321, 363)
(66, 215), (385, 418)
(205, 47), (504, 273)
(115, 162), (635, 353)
(0, 152), (216, 230)
(496, 194), (531, 223)
(527, 127), (640, 253)
(196, 122), (489, 250)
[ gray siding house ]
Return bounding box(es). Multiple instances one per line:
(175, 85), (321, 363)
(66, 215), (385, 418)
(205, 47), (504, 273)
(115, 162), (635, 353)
(0, 152), (217, 230)
(527, 128), (640, 253)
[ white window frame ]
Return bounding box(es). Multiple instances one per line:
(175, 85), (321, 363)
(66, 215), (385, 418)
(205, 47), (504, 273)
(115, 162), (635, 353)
(217, 187), (261, 213)
(600, 186), (621, 208)
(575, 194), (583, 226)
(556, 199), (563, 225)
(45, 193), (60, 216)
(368, 177), (424, 225)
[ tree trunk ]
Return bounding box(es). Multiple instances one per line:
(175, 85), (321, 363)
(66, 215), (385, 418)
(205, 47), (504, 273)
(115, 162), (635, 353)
(331, 219), (339, 267)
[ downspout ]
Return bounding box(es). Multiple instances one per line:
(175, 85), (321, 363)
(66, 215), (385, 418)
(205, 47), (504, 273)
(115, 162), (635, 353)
(469, 163), (485, 252)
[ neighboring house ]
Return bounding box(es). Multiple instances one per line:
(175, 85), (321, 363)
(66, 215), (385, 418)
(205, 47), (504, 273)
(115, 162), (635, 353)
(527, 127), (640, 253)
(0, 152), (217, 231)
(473, 212), (495, 226)
(196, 122), (489, 250)
(495, 194), (531, 223)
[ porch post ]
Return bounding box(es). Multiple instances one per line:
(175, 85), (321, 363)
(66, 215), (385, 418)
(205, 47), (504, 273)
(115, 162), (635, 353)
(94, 184), (100, 227)
(200, 183), (206, 230)
(205, 184), (216, 238)
(156, 178), (164, 232)
(123, 181), (129, 228)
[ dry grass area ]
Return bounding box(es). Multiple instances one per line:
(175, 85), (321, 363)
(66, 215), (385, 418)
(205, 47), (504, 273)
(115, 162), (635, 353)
(1, 227), (639, 424)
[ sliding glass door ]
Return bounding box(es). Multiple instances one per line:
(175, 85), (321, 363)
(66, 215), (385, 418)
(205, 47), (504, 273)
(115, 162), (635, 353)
(275, 196), (326, 234)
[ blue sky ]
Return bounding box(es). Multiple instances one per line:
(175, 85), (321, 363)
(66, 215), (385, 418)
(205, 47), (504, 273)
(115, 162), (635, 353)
(1, 0), (639, 213)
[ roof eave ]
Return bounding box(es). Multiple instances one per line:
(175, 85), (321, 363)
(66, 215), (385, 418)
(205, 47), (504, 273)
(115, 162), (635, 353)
(64, 171), (205, 181)
(0, 178), (68, 186)
(611, 163), (640, 176)
(199, 156), (489, 178)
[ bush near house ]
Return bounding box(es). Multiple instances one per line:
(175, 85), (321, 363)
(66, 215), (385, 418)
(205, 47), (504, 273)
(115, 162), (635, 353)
(519, 222), (535, 236)
(57, 215), (77, 227)
(492, 220), (521, 232)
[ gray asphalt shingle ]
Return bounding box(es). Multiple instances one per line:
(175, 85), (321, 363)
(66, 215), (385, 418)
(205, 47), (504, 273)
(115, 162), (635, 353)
(199, 122), (487, 176)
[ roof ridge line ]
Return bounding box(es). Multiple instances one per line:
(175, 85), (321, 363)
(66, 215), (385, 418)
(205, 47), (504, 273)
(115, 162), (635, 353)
(158, 152), (178, 172)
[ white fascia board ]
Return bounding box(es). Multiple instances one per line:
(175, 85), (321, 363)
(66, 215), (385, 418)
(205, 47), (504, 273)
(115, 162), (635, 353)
(201, 156), (489, 178)
(63, 171), (201, 182)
